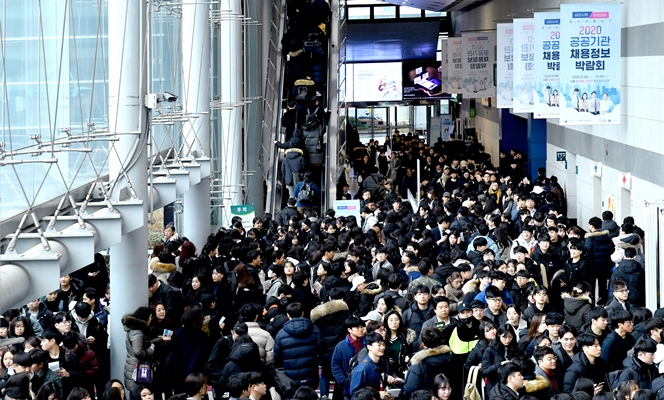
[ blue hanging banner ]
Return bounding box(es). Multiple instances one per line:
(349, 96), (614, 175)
(533, 12), (563, 118)
(559, 3), (622, 125)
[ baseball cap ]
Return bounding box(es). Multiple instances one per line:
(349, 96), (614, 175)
(458, 302), (472, 313)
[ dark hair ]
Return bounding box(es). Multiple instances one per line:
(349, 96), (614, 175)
(68, 387), (91, 400)
(9, 316), (36, 339)
(42, 328), (64, 344)
(180, 306), (204, 330)
(611, 309), (633, 330)
(498, 362), (521, 384)
(572, 378), (595, 396)
(35, 382), (62, 400)
(352, 388), (379, 400)
(410, 390), (434, 400)
(533, 345), (555, 363)
(292, 387), (318, 400)
(588, 306), (609, 324)
(634, 337), (657, 355)
(101, 388), (122, 400)
(129, 386), (150, 400)
(365, 332), (384, 346)
(234, 263), (256, 288)
(632, 389), (656, 400)
(286, 302), (304, 318)
(226, 373), (250, 398)
(420, 327), (444, 348)
(184, 373), (207, 396)
(577, 333), (599, 348)
(559, 324), (577, 338)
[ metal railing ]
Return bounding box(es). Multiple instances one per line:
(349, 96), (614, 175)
(261, 0), (287, 214)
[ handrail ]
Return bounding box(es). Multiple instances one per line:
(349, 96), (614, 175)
(261, 0), (287, 214)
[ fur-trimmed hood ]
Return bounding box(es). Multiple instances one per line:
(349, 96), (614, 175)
(404, 265), (419, 274)
(406, 328), (416, 345)
(285, 148), (304, 156)
(360, 282), (382, 296)
(613, 233), (641, 248)
(310, 300), (349, 323)
(122, 314), (149, 332)
(410, 345), (451, 365)
(151, 260), (176, 273)
(462, 279), (479, 295)
(524, 375), (550, 393)
(585, 229), (610, 238)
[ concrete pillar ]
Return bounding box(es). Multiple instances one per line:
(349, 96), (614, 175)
(218, 0), (244, 227)
(181, 0), (212, 248)
(245, 0), (265, 216)
(107, 0), (149, 381)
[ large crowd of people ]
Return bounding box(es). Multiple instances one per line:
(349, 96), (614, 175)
(0, 1), (658, 400)
(0, 127), (657, 400)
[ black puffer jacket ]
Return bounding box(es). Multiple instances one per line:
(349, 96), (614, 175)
(610, 259), (645, 306)
(584, 230), (614, 273)
(561, 293), (592, 329)
(619, 355), (660, 390)
(563, 352), (610, 393)
(310, 300), (351, 363)
(488, 383), (520, 400)
(219, 342), (265, 389)
(403, 345), (453, 394)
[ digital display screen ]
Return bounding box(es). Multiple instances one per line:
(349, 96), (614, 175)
(402, 60), (445, 100)
(347, 62), (403, 102)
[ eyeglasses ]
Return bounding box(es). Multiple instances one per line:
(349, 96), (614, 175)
(488, 298), (503, 302)
(544, 356), (557, 362)
(614, 289), (630, 293)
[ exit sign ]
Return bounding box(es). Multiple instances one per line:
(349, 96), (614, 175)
(556, 151), (566, 162)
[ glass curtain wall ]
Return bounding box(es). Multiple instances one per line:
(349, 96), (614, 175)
(0, 1), (109, 222)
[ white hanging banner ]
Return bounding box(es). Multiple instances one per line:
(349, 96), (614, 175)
(461, 32), (495, 99)
(559, 3), (622, 125)
(512, 18), (535, 113)
(533, 12), (563, 118)
(496, 23), (514, 108)
(441, 38), (449, 94)
(447, 38), (464, 93)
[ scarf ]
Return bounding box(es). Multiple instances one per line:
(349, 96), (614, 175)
(349, 334), (363, 354)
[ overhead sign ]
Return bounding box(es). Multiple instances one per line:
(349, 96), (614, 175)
(533, 12), (563, 118)
(556, 151), (567, 162)
(334, 200), (361, 223)
(461, 32), (495, 99)
(559, 3), (622, 125)
(512, 18), (535, 113)
(591, 162), (602, 177)
(230, 204), (255, 231)
(496, 23), (514, 108)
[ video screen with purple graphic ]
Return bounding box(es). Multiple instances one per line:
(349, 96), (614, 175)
(402, 60), (444, 100)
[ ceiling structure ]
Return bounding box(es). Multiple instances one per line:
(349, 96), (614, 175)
(376, 0), (495, 12)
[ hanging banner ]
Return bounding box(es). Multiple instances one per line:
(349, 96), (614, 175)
(447, 38), (463, 93)
(533, 12), (563, 118)
(560, 3), (621, 125)
(512, 18), (535, 113)
(461, 32), (495, 99)
(441, 38), (449, 94)
(496, 23), (514, 108)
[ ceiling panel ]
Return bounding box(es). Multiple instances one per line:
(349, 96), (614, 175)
(377, 0), (494, 12)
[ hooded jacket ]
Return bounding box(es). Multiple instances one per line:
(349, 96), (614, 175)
(402, 300), (435, 343)
(584, 230), (615, 273)
(281, 148), (306, 186)
(245, 322), (275, 365)
(358, 283), (382, 317)
(611, 233), (643, 263)
(563, 352), (610, 393)
(602, 220), (620, 239)
(619, 354), (660, 390)
(122, 315), (154, 390)
(149, 257), (176, 283)
(561, 293), (592, 329)
(610, 258), (645, 306)
(403, 345), (452, 394)
(510, 233), (537, 259)
(274, 317), (325, 382)
(219, 342), (265, 389)
(482, 345), (519, 393)
(20, 303), (54, 334)
(310, 300), (351, 361)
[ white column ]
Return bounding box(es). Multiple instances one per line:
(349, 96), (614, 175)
(181, 0), (212, 248)
(219, 0), (244, 227)
(107, 0), (149, 381)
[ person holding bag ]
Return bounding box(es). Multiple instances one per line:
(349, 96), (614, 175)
(122, 307), (154, 391)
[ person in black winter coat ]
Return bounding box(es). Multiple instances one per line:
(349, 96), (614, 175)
(584, 217), (615, 304)
(563, 333), (610, 393)
(561, 283), (593, 330)
(217, 333), (265, 394)
(291, 271), (318, 318)
(600, 309), (635, 372)
(610, 248), (645, 307)
(310, 292), (351, 397)
(273, 303), (326, 389)
(482, 324), (520, 394)
(564, 242), (588, 292)
(618, 338), (661, 390)
(487, 362), (524, 400)
(281, 148), (306, 197)
(465, 321), (496, 373)
(402, 286), (436, 345)
(403, 328), (453, 395)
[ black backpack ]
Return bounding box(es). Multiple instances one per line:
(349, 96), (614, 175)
(294, 85), (309, 101)
(297, 181), (314, 203)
